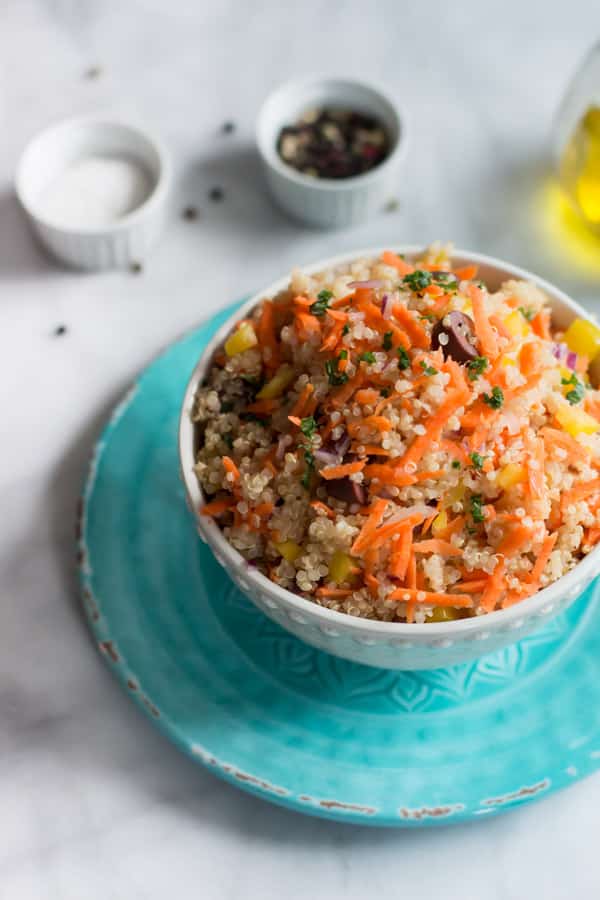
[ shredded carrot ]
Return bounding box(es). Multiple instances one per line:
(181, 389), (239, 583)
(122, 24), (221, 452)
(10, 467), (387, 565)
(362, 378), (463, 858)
(351, 499), (388, 554)
(222, 456), (240, 481)
(368, 512), (427, 550)
(389, 525), (412, 579)
(330, 371), (365, 409)
(437, 515), (466, 541)
(480, 559), (506, 612)
(519, 340), (543, 377)
(497, 523), (533, 557)
(401, 386), (471, 467)
(528, 532), (558, 587)
(454, 264), (478, 281)
(290, 383), (314, 418)
(310, 500), (335, 519)
(201, 498), (233, 517)
(392, 303), (429, 349)
(561, 478), (600, 511)
(320, 460), (365, 480)
(348, 415), (392, 435)
(530, 308), (551, 340)
(540, 427), (590, 462)
(440, 438), (470, 465)
(388, 588), (473, 608)
(489, 314), (512, 340)
(355, 389), (380, 406)
(295, 311), (321, 342)
(362, 463), (416, 486)
(353, 444), (392, 457)
(315, 587), (354, 598)
(469, 284), (498, 359)
(412, 539), (463, 557)
(382, 250), (414, 275)
(451, 579), (488, 593)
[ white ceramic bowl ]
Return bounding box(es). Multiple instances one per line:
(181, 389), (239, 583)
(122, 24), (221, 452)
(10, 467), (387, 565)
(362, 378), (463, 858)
(15, 115), (171, 270)
(179, 247), (600, 670)
(256, 77), (405, 229)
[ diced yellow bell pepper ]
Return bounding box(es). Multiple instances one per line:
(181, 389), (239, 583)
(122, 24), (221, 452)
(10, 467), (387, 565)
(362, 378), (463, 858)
(502, 355), (517, 367)
(275, 540), (303, 563)
(503, 309), (531, 339)
(224, 321), (258, 357)
(256, 364), (295, 400)
(443, 483), (466, 509)
(564, 318), (600, 361)
(431, 509), (448, 537)
(426, 606), (463, 622)
(556, 403), (600, 436)
(496, 463), (527, 490)
(329, 550), (356, 585)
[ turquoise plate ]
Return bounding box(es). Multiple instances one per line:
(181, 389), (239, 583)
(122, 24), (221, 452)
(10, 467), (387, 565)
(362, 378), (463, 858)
(79, 303), (600, 827)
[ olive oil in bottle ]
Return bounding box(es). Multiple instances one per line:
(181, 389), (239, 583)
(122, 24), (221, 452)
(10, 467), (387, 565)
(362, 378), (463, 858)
(559, 106), (600, 232)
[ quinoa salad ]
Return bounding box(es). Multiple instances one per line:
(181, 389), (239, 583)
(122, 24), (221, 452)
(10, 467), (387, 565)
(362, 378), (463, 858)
(192, 244), (600, 623)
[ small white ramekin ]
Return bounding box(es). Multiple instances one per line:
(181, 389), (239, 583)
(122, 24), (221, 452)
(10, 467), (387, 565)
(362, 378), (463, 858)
(180, 247), (600, 671)
(15, 116), (172, 270)
(256, 77), (406, 229)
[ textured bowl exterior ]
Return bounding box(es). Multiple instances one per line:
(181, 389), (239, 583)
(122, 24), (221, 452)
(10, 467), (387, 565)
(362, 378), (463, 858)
(15, 116), (171, 270)
(26, 204), (168, 270)
(256, 77), (406, 229)
(180, 246), (600, 670)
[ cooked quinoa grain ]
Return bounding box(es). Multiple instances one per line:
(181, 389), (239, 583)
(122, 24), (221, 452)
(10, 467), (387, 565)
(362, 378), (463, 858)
(194, 244), (600, 622)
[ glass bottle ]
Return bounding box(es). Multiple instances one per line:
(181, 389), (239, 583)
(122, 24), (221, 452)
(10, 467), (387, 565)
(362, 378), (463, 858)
(556, 41), (600, 233)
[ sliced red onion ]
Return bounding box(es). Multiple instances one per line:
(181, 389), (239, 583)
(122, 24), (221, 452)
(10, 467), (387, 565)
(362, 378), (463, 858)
(566, 350), (578, 371)
(275, 433), (292, 461)
(333, 431), (351, 457)
(381, 294), (393, 320)
(552, 342), (579, 371)
(314, 448), (340, 467)
(347, 279), (385, 290)
(383, 503), (432, 525)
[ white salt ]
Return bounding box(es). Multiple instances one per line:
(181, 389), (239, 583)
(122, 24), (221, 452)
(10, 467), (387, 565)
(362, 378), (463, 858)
(39, 155), (152, 228)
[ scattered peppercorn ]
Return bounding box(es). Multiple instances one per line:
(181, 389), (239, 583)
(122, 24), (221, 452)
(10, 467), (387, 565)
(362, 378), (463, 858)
(209, 186), (224, 202)
(385, 198), (399, 213)
(54, 324), (67, 337)
(221, 121), (235, 134)
(182, 205), (199, 221)
(84, 65), (102, 79)
(130, 261), (143, 274)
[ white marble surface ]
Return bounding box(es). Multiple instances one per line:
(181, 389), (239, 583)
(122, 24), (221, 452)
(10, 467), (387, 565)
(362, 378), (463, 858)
(3, 1), (600, 897)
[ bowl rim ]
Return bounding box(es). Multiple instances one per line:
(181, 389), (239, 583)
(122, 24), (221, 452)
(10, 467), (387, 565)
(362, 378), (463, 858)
(14, 114), (172, 236)
(179, 245), (600, 638)
(256, 75), (407, 192)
